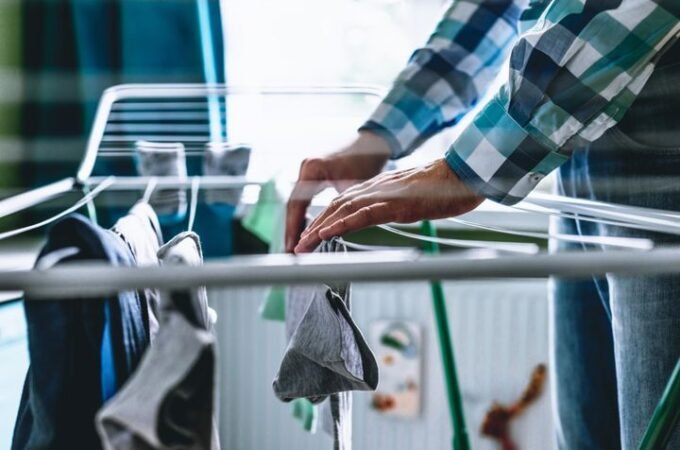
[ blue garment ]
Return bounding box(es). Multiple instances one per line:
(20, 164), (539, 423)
(549, 44), (680, 450)
(101, 305), (117, 402)
(12, 215), (149, 450)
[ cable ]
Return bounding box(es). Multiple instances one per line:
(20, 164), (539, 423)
(142, 176), (159, 203)
(378, 224), (539, 255)
(187, 177), (200, 232)
(335, 236), (411, 252)
(0, 176), (116, 242)
(445, 217), (653, 250)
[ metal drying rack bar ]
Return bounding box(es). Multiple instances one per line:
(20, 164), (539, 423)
(5, 246), (680, 297)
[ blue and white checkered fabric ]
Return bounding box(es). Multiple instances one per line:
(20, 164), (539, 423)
(361, 0), (680, 204)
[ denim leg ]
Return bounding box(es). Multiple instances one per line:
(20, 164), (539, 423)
(552, 41), (680, 449)
(583, 118), (680, 449)
(549, 274), (621, 450)
(606, 273), (680, 449)
(549, 200), (621, 450)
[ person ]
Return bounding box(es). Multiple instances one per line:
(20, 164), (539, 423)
(285, 1), (680, 449)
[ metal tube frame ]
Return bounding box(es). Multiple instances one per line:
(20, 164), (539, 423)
(5, 247), (680, 296)
(76, 84), (388, 183)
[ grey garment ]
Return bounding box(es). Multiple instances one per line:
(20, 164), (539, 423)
(111, 202), (164, 341)
(157, 233), (216, 330)
(274, 238), (378, 450)
(275, 284), (378, 400)
(202, 142), (251, 206)
(96, 232), (220, 450)
(135, 141), (188, 219)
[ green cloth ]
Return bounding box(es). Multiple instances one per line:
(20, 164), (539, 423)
(260, 287), (286, 322)
(242, 180), (286, 321)
(291, 398), (317, 432)
(241, 180), (284, 244)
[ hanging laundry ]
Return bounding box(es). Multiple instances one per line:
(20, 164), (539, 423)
(241, 179), (287, 321)
(111, 201), (164, 341)
(135, 141), (188, 225)
(96, 232), (220, 450)
(203, 142), (251, 206)
(291, 398), (318, 432)
(273, 238), (379, 450)
(12, 214), (150, 450)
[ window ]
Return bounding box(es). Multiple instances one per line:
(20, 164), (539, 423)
(221, 0), (451, 182)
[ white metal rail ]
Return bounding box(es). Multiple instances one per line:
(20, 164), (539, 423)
(8, 247), (680, 299)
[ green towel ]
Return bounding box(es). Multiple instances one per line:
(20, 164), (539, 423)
(242, 180), (284, 244)
(260, 286), (286, 322)
(242, 180), (286, 321)
(291, 398), (317, 432)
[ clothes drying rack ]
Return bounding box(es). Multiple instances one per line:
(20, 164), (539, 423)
(0, 84), (677, 450)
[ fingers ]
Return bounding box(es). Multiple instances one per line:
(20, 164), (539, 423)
(307, 195), (373, 239)
(300, 179), (374, 240)
(295, 173), (401, 253)
(285, 190), (313, 253)
(318, 203), (392, 241)
(285, 160), (329, 253)
(296, 194), (373, 252)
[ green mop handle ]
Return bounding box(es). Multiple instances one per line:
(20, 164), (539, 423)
(638, 357), (680, 450)
(420, 221), (471, 450)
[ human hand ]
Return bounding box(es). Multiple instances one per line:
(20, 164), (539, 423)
(294, 158), (484, 253)
(285, 131), (391, 252)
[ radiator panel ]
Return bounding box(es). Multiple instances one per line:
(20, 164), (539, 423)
(212, 280), (554, 450)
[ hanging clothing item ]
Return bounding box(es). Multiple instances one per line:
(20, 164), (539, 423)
(96, 232), (220, 450)
(203, 142), (251, 206)
(274, 281), (379, 400)
(135, 141), (188, 224)
(241, 179), (287, 321)
(111, 201), (164, 341)
(12, 214), (149, 450)
(156, 233), (216, 329)
(273, 238), (379, 450)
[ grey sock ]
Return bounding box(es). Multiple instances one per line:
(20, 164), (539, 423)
(135, 141), (188, 220)
(202, 142), (251, 206)
(274, 238), (378, 450)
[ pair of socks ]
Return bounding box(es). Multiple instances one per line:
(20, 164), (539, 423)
(135, 141), (251, 224)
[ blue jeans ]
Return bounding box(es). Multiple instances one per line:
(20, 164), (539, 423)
(550, 43), (680, 450)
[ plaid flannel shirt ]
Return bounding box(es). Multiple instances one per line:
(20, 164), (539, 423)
(361, 0), (680, 205)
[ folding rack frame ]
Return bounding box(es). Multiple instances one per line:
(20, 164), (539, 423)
(0, 84), (676, 450)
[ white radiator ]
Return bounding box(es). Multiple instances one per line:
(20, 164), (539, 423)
(211, 280), (555, 450)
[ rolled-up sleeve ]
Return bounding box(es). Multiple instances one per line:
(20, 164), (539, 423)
(446, 0), (680, 205)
